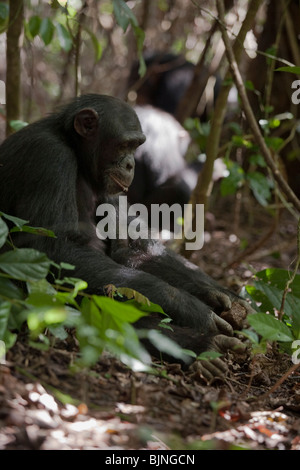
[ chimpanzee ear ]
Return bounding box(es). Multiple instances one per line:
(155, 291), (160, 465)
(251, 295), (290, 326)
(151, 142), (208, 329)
(74, 108), (99, 138)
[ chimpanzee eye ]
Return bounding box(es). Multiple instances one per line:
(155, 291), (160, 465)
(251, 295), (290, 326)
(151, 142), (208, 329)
(120, 142), (130, 151)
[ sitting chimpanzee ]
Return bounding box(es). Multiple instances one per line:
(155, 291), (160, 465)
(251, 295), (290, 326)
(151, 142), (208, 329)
(129, 105), (201, 211)
(127, 53), (220, 223)
(128, 52), (220, 118)
(0, 94), (250, 378)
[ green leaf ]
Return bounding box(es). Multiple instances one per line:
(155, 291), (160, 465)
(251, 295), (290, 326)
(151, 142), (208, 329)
(28, 15), (41, 38)
(82, 26), (102, 62)
(80, 297), (103, 330)
(9, 120), (28, 131)
(265, 46), (277, 66)
(245, 80), (255, 91)
(27, 291), (63, 309)
(91, 34), (102, 62)
(246, 284), (274, 313)
(246, 268), (300, 340)
(0, 212), (29, 229)
(291, 310), (300, 340)
(105, 323), (151, 370)
(269, 118), (281, 129)
(228, 122), (243, 136)
(231, 135), (253, 148)
(0, 248), (51, 281)
(56, 23), (73, 52)
(68, 279), (88, 298)
(112, 0), (145, 74)
(247, 171), (272, 206)
(158, 317), (173, 331)
(220, 162), (244, 196)
(27, 279), (80, 310)
(248, 313), (294, 342)
(0, 2), (9, 20)
(198, 350), (222, 360)
(0, 277), (24, 300)
(113, 286), (165, 314)
(29, 335), (50, 350)
(181, 348), (197, 358)
(276, 66), (300, 75)
(249, 153), (266, 168)
(0, 217), (8, 249)
(40, 18), (55, 45)
(145, 329), (190, 363)
(59, 262), (75, 271)
(77, 296), (152, 370)
(252, 269), (300, 326)
(138, 53), (146, 77)
(265, 136), (284, 151)
(239, 328), (259, 344)
(10, 225), (56, 238)
(93, 296), (147, 324)
(27, 307), (67, 336)
(1, 330), (16, 350)
(27, 278), (56, 296)
(113, 0), (138, 31)
(49, 324), (68, 340)
(0, 300), (10, 340)
(0, 299), (16, 349)
(256, 268), (300, 299)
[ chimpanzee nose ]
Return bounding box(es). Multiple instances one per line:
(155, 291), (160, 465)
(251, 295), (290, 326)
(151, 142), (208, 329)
(126, 159), (135, 173)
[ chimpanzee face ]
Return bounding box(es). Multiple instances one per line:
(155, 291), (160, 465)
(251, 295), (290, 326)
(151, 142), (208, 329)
(103, 140), (138, 195)
(73, 100), (145, 195)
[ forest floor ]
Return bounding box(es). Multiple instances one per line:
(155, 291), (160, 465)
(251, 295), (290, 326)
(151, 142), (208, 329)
(0, 200), (299, 451)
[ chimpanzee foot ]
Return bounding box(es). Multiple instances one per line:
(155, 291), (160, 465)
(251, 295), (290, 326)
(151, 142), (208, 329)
(189, 357), (228, 381)
(189, 335), (247, 380)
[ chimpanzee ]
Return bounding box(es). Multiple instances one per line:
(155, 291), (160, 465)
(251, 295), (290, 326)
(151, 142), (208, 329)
(128, 53), (196, 115)
(127, 54), (220, 222)
(128, 52), (220, 119)
(0, 94), (250, 378)
(129, 105), (202, 213)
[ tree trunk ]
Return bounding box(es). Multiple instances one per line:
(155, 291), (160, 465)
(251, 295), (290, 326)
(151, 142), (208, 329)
(6, 0), (24, 136)
(192, 0), (262, 209)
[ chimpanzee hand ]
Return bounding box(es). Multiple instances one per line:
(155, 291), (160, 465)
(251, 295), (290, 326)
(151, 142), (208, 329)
(194, 283), (254, 316)
(189, 335), (247, 381)
(210, 311), (234, 336)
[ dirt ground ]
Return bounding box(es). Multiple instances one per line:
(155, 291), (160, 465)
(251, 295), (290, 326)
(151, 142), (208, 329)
(0, 202), (299, 451)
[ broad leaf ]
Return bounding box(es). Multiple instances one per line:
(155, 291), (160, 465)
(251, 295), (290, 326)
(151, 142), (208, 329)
(56, 23), (73, 51)
(0, 218), (8, 248)
(247, 172), (272, 206)
(40, 18), (55, 45)
(0, 300), (10, 340)
(248, 312), (294, 342)
(0, 248), (50, 281)
(276, 66), (300, 74)
(0, 277), (24, 300)
(28, 16), (41, 38)
(0, 212), (29, 229)
(0, 2), (9, 20)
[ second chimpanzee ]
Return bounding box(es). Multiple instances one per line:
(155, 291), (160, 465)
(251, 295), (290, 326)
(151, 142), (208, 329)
(129, 105), (202, 212)
(128, 52), (220, 119)
(0, 94), (250, 377)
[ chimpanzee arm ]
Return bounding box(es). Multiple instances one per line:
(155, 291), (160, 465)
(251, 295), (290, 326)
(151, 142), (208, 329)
(110, 238), (252, 315)
(34, 234), (231, 336)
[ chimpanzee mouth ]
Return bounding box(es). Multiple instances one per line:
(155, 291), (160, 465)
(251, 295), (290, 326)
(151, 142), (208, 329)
(110, 175), (129, 193)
